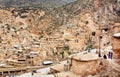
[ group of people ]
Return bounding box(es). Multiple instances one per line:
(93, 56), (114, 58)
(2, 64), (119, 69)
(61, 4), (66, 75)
(103, 51), (113, 59)
(87, 48), (113, 59)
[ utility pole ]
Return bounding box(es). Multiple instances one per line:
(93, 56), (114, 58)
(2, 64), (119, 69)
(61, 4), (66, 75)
(98, 25), (102, 57)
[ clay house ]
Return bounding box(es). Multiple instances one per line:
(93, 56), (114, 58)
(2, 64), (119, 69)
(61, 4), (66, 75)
(6, 58), (27, 66)
(68, 52), (101, 75)
(17, 58), (27, 64)
(22, 51), (39, 66)
(50, 63), (68, 74)
(28, 51), (39, 58)
(33, 41), (40, 46)
(45, 36), (58, 41)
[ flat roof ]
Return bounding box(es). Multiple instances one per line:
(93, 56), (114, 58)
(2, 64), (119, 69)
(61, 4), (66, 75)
(17, 72), (54, 77)
(17, 67), (53, 77)
(42, 61), (53, 65)
(50, 64), (64, 72)
(37, 67), (50, 74)
(72, 52), (99, 61)
(113, 33), (120, 38)
(55, 71), (80, 77)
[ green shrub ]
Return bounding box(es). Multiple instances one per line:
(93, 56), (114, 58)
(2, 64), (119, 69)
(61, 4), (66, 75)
(63, 45), (69, 51)
(67, 51), (71, 55)
(85, 44), (93, 50)
(60, 51), (64, 58)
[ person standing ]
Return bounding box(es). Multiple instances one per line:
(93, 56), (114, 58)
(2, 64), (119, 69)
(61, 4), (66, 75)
(110, 52), (113, 59)
(88, 48), (91, 52)
(108, 51), (110, 59)
(103, 54), (107, 59)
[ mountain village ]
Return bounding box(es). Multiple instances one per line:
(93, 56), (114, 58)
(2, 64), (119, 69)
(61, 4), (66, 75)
(0, 0), (120, 77)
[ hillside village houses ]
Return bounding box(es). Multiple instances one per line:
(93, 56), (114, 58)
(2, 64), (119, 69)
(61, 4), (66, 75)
(0, 6), (119, 76)
(0, 19), (91, 66)
(1, 14), (115, 69)
(16, 21), (117, 76)
(18, 49), (109, 77)
(0, 15), (113, 67)
(0, 0), (119, 76)
(0, 15), (119, 77)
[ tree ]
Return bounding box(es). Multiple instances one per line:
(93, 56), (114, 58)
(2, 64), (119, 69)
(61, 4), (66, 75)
(85, 44), (93, 50)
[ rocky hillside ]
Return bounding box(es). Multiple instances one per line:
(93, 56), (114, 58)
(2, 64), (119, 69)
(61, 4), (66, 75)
(40, 0), (120, 29)
(1, 0), (119, 37)
(0, 0), (120, 74)
(0, 0), (76, 10)
(37, 0), (120, 48)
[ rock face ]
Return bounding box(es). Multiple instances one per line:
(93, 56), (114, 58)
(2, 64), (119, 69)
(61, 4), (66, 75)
(112, 38), (120, 59)
(112, 24), (120, 59)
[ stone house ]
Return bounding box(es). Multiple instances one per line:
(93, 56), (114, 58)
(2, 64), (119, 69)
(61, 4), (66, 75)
(69, 52), (100, 75)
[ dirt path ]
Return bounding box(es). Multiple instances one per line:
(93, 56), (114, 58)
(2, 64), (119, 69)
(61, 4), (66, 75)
(108, 59), (120, 72)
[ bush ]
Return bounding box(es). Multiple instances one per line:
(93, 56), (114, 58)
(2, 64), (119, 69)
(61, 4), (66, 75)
(67, 51), (71, 55)
(91, 31), (96, 36)
(85, 44), (93, 50)
(60, 51), (64, 58)
(63, 45), (70, 51)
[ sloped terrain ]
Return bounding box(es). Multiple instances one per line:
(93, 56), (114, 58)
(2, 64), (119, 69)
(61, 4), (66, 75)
(0, 0), (120, 76)
(0, 0), (76, 10)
